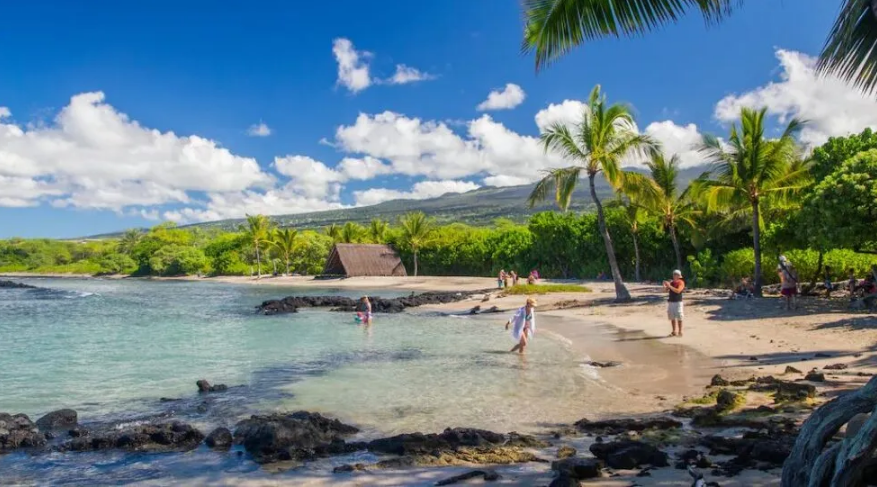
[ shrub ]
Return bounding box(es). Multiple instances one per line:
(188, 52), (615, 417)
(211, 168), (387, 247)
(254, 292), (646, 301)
(503, 283), (591, 295)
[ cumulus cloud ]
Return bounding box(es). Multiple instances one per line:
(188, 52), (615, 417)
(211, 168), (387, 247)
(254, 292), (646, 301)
(353, 180), (480, 206)
(714, 49), (877, 148)
(338, 156), (394, 180)
(333, 38), (372, 93)
(385, 64), (435, 85)
(476, 83), (526, 111)
(0, 92), (272, 211)
(247, 122), (272, 137)
(162, 190), (346, 224)
(0, 107), (10, 119)
(644, 120), (705, 168)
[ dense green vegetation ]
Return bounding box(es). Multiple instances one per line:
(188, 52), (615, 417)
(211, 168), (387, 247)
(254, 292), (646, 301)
(3, 123), (876, 288)
(504, 284), (591, 295)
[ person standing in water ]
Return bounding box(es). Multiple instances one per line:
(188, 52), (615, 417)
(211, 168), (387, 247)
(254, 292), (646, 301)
(359, 296), (373, 325)
(663, 270), (685, 337)
(504, 297), (537, 354)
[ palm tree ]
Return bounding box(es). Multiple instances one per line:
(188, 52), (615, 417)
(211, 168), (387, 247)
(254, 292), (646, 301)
(528, 85), (658, 301)
(272, 228), (298, 275)
(399, 212), (434, 276)
(324, 223), (342, 242)
(118, 228), (143, 255)
(242, 214), (273, 278)
(635, 153), (698, 271)
(607, 196), (646, 282)
(522, 0), (877, 93)
(340, 222), (365, 243)
(368, 218), (389, 243)
(697, 107), (809, 296)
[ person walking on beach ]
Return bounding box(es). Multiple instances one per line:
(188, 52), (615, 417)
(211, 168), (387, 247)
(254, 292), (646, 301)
(663, 270), (685, 337)
(505, 297), (537, 354)
(359, 296), (373, 325)
(777, 255), (799, 311)
(498, 270), (506, 289)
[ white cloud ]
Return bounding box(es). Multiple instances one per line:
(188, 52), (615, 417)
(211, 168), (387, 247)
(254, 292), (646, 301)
(247, 122), (272, 137)
(477, 83), (526, 111)
(714, 49), (877, 148)
(163, 189), (347, 224)
(385, 64), (434, 85)
(332, 38), (372, 94)
(0, 92), (273, 210)
(644, 120), (705, 168)
(338, 156), (393, 180)
(0, 107), (10, 119)
(353, 180), (480, 206)
(273, 155), (346, 200)
(534, 100), (586, 132)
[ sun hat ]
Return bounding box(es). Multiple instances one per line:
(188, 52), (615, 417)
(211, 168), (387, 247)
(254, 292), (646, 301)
(672, 269), (682, 277)
(526, 297), (538, 307)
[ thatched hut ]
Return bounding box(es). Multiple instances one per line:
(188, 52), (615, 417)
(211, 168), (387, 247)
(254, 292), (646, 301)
(322, 244), (407, 277)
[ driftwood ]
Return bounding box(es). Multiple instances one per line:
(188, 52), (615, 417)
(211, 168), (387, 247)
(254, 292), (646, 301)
(782, 375), (877, 487)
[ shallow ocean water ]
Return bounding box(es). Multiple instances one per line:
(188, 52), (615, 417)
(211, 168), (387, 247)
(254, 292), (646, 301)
(0, 278), (599, 484)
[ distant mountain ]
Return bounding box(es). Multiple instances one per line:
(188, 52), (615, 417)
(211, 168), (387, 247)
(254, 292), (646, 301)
(93, 165), (709, 236)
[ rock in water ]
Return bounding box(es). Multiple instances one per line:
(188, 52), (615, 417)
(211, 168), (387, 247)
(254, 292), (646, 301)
(574, 417), (681, 435)
(205, 427), (233, 450)
(256, 290), (486, 315)
(552, 457), (604, 479)
(589, 440), (669, 469)
(67, 422), (204, 453)
(435, 470), (501, 485)
(196, 380), (228, 393)
(367, 428), (506, 456)
(0, 280), (37, 289)
(0, 413), (47, 453)
(35, 409), (78, 430)
(556, 445), (577, 459)
(233, 411), (360, 463)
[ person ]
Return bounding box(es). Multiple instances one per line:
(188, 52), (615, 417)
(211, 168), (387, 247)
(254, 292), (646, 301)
(862, 275), (877, 311)
(505, 297), (537, 354)
(527, 272), (536, 285)
(733, 277), (754, 299)
(777, 255), (799, 311)
(498, 270), (506, 289)
(663, 270), (685, 336)
(504, 272), (512, 289)
(849, 269), (859, 300)
(823, 265), (835, 298)
(510, 271), (518, 286)
(359, 296), (373, 325)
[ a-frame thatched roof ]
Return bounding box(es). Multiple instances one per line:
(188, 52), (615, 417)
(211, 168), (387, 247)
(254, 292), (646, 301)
(322, 244), (407, 277)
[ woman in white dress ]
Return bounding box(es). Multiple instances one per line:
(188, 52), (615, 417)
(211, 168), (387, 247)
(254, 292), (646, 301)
(504, 297), (537, 354)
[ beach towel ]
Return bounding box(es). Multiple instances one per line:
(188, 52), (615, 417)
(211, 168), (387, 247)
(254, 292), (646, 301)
(509, 306), (536, 342)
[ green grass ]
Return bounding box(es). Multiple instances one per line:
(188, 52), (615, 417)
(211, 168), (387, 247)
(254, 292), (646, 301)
(503, 284), (591, 295)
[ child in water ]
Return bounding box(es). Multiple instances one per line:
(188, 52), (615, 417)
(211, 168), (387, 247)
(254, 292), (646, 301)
(358, 296), (373, 325)
(504, 297), (537, 354)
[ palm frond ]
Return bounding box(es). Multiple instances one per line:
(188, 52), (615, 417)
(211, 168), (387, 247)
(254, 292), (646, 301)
(522, 0), (736, 71)
(818, 0), (877, 93)
(540, 122), (589, 163)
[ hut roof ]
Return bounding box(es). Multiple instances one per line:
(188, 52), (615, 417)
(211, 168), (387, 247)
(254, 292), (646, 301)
(322, 244), (407, 277)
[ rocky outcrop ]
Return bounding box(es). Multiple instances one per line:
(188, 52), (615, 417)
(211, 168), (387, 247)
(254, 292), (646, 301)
(233, 411), (360, 463)
(367, 428), (507, 455)
(0, 413), (47, 453)
(552, 457), (604, 479)
(589, 440), (669, 469)
(701, 431), (794, 475)
(66, 422), (204, 453)
(435, 469), (501, 485)
(35, 409), (78, 431)
(256, 290), (486, 315)
(574, 417), (681, 436)
(0, 280), (36, 289)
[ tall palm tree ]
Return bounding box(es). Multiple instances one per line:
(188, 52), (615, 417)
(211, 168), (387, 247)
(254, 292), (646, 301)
(242, 214), (273, 278)
(118, 228), (143, 255)
(607, 196), (646, 282)
(522, 0), (877, 93)
(340, 222), (365, 244)
(697, 107), (809, 296)
(368, 218), (390, 243)
(637, 153), (697, 271)
(528, 85), (658, 301)
(272, 228), (298, 275)
(399, 212), (434, 277)
(324, 223), (342, 242)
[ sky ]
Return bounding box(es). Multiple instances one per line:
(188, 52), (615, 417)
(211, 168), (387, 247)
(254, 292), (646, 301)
(1, 0), (874, 238)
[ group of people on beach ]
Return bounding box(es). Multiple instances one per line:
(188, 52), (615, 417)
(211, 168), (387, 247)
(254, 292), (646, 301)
(497, 269), (539, 289)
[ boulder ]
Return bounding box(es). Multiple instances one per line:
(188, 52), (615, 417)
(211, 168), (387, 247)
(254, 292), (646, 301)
(505, 431), (548, 448)
(549, 474), (582, 487)
(710, 375), (730, 387)
(774, 381), (816, 402)
(205, 427), (233, 450)
(233, 411), (360, 463)
(574, 417), (681, 436)
(196, 380), (228, 393)
(0, 413), (47, 453)
(805, 370), (826, 382)
(676, 449), (712, 469)
(784, 366), (802, 374)
(0, 280), (37, 289)
(589, 440), (669, 469)
(552, 457), (604, 479)
(715, 390), (745, 413)
(824, 363), (848, 370)
(35, 409), (78, 430)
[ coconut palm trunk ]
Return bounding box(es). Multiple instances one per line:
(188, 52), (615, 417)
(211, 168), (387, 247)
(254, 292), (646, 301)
(254, 245), (262, 278)
(751, 198), (763, 297)
(413, 249), (419, 277)
(590, 173), (631, 301)
(632, 229), (641, 282)
(669, 224), (683, 271)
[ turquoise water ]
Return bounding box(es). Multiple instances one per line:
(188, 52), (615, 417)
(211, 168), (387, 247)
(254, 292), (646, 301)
(0, 278), (598, 484)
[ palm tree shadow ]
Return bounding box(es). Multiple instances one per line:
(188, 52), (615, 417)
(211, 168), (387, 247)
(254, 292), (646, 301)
(692, 295), (858, 323)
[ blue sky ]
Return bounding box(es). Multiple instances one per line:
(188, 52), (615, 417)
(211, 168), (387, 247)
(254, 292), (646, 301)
(0, 0), (869, 238)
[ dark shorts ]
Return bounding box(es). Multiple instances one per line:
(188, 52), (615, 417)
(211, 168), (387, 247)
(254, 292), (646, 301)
(781, 287), (798, 297)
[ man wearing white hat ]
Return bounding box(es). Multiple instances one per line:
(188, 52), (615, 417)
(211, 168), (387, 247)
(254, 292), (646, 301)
(663, 269), (685, 337)
(777, 255), (799, 311)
